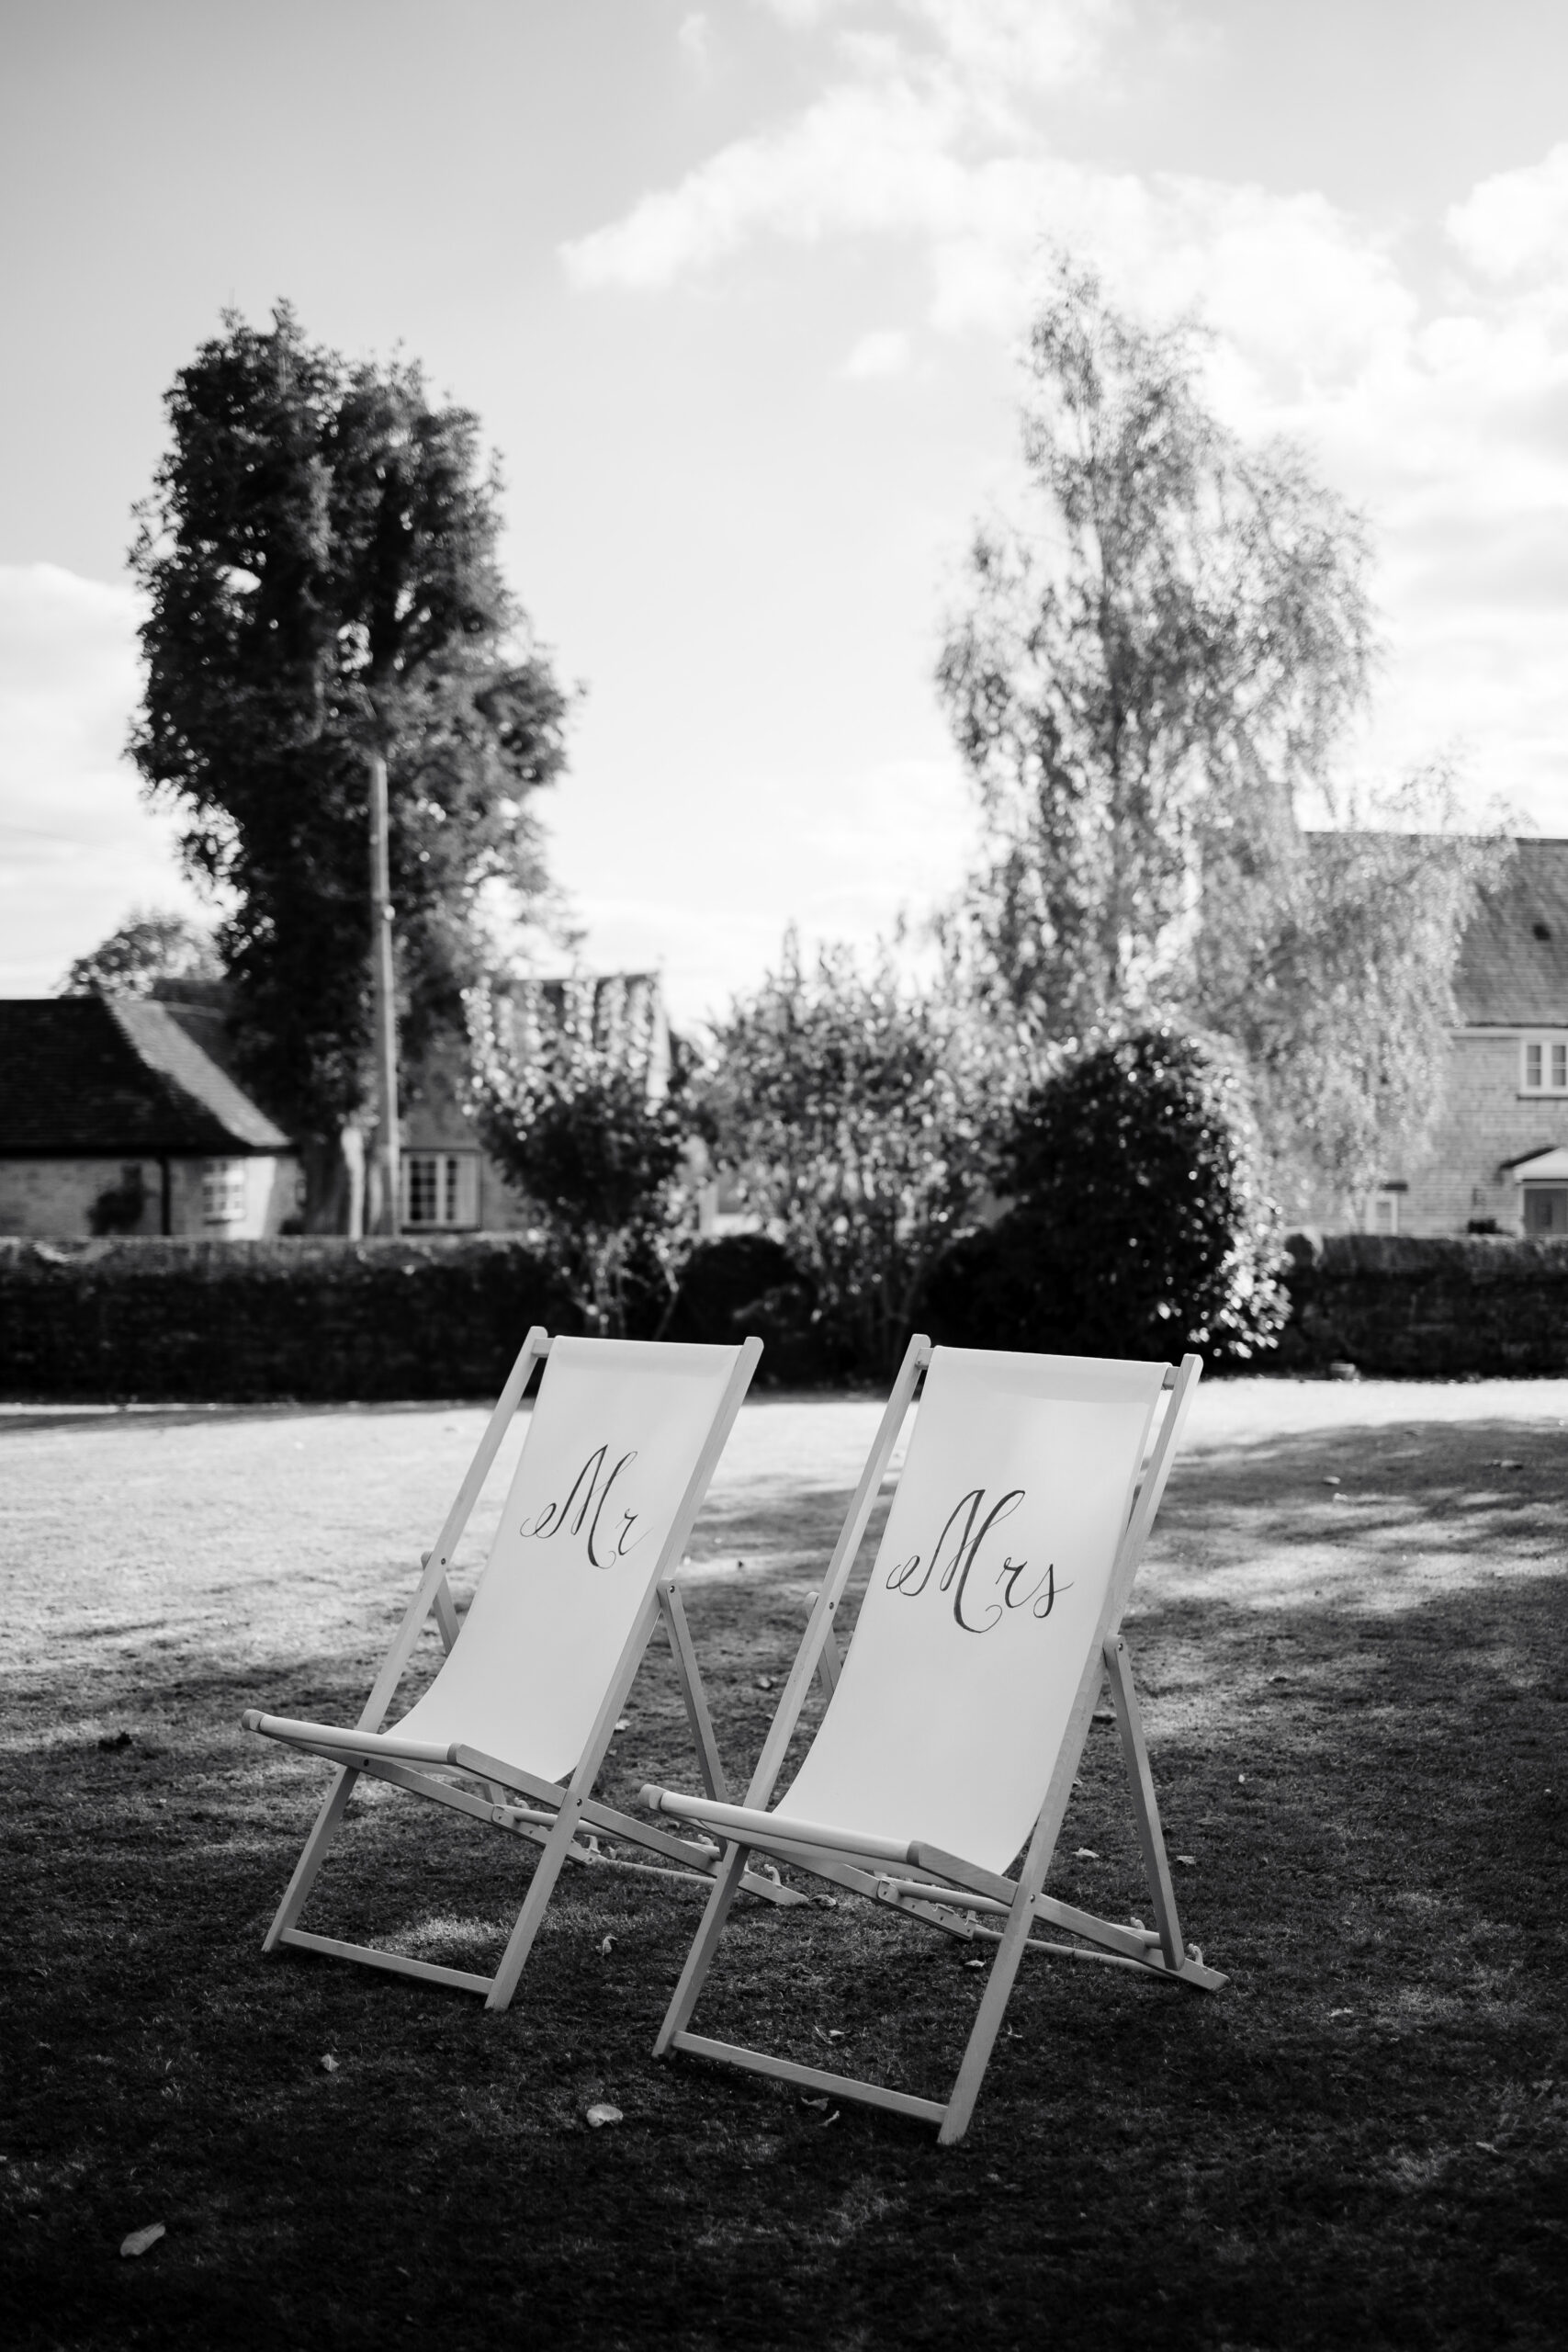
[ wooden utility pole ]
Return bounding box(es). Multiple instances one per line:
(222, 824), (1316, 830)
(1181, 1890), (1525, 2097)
(367, 744), (400, 1235)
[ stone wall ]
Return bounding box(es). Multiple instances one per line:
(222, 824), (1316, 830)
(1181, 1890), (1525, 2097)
(1280, 1231), (1568, 1375)
(0, 1235), (571, 1402)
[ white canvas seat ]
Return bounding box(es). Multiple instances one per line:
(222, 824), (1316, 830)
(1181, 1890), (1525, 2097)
(245, 1327), (799, 2014)
(641, 1337), (1225, 2143)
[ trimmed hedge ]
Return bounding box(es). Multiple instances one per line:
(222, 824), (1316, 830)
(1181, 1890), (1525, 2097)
(0, 1236), (573, 1403)
(1275, 1231), (1568, 1377)
(6, 1229), (1568, 1400)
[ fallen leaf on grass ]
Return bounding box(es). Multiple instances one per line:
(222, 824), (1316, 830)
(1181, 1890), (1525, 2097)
(597, 1936), (615, 1956)
(1475, 2140), (1501, 2154)
(800, 2095), (829, 2110)
(1329, 2008), (1354, 2019)
(613, 1719), (629, 1734)
(1074, 1848), (1100, 1860)
(964, 1959), (987, 1972)
(585, 2103), (623, 2130)
(755, 1678), (774, 1691)
(1483, 1460), (1523, 1471)
(119, 2223), (164, 2258)
(1322, 1476), (1341, 1487)
(319, 2054), (339, 2074)
(812, 2025), (846, 2044)
(1175, 1854), (1197, 1868)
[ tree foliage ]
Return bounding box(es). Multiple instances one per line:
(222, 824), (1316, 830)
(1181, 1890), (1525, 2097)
(1201, 778), (1512, 1215)
(702, 933), (1017, 1379)
(938, 260), (1375, 1043)
(59, 908), (223, 1001)
(466, 977), (690, 1339)
(128, 305), (570, 1149)
(925, 1027), (1286, 1362)
(937, 260), (1503, 1216)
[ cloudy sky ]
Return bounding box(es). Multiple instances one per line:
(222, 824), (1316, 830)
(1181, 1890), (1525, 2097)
(5, 0), (1568, 1018)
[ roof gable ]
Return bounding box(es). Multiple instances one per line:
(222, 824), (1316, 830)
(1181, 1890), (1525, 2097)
(1453, 840), (1568, 1026)
(0, 997), (290, 1155)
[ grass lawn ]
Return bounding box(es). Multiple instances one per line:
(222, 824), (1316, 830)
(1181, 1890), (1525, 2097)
(3, 1377), (1565, 2350)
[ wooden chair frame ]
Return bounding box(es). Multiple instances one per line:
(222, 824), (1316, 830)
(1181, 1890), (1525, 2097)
(245, 1327), (800, 2016)
(642, 1337), (1224, 2143)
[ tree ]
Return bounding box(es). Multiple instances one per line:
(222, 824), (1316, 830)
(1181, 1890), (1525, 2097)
(128, 304), (570, 1225)
(1203, 775), (1512, 1218)
(924, 1027), (1287, 1362)
(466, 976), (692, 1338)
(59, 908), (223, 1001)
(937, 260), (1501, 1216)
(702, 932), (1018, 1379)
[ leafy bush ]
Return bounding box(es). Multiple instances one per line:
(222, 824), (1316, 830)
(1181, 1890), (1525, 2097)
(702, 932), (1015, 1381)
(923, 1027), (1287, 1363)
(466, 978), (693, 1338)
(664, 1234), (822, 1383)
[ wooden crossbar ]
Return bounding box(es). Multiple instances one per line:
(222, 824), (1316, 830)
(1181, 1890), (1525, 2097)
(671, 2033), (947, 2127)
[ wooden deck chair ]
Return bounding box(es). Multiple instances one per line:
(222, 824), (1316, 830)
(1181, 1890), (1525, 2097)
(243, 1327), (802, 2014)
(640, 1336), (1225, 2143)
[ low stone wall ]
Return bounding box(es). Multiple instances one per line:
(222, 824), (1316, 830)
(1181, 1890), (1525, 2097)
(0, 1235), (572, 1402)
(1279, 1232), (1568, 1377)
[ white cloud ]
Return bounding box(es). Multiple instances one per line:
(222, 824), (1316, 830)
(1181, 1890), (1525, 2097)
(1447, 141), (1568, 284)
(561, 0), (1117, 291)
(677, 11), (711, 72)
(0, 565), (205, 995)
(842, 326), (913, 376)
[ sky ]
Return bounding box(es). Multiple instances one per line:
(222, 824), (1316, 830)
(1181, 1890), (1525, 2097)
(5, 0), (1568, 1022)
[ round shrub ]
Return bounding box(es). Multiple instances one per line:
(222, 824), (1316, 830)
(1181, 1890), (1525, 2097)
(922, 1027), (1287, 1363)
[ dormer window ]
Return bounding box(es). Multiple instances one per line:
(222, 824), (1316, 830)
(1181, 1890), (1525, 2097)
(1521, 1035), (1568, 1093)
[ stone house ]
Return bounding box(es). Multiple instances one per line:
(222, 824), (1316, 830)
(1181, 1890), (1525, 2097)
(1366, 838), (1568, 1238)
(0, 995), (300, 1238)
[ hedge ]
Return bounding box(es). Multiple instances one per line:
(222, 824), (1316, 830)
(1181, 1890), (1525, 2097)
(5, 1229), (1568, 1400)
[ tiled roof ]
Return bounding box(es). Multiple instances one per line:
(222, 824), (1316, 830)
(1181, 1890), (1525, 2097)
(0, 997), (290, 1155)
(1453, 840), (1568, 1027)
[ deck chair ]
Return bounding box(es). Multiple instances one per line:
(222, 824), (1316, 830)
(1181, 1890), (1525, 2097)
(640, 1336), (1225, 2143)
(243, 1327), (801, 2014)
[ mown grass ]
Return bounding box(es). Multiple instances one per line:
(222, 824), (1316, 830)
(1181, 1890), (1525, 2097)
(2, 1384), (1565, 2349)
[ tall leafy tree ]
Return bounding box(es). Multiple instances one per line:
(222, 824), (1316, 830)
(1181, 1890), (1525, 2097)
(702, 932), (1019, 1378)
(466, 976), (691, 1338)
(938, 261), (1501, 1216)
(59, 908), (223, 1001)
(129, 305), (570, 1216)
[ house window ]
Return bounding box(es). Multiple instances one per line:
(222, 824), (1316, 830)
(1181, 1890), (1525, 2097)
(1520, 1035), (1568, 1093)
(1371, 1190), (1400, 1236)
(401, 1151), (479, 1230)
(1523, 1186), (1568, 1237)
(201, 1159), (246, 1226)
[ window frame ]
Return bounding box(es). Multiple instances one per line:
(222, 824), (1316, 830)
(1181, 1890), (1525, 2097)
(400, 1149), (480, 1232)
(201, 1158), (247, 1227)
(1519, 1033), (1568, 1095)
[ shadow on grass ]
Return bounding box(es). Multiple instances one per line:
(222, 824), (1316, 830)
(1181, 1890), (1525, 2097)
(4, 1418), (1566, 2350)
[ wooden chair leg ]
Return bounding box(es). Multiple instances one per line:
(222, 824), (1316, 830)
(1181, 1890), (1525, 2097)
(1104, 1634), (1184, 1969)
(653, 1841), (750, 2055)
(938, 1877), (1038, 2145)
(485, 1793), (587, 2013)
(263, 1763), (359, 1952)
